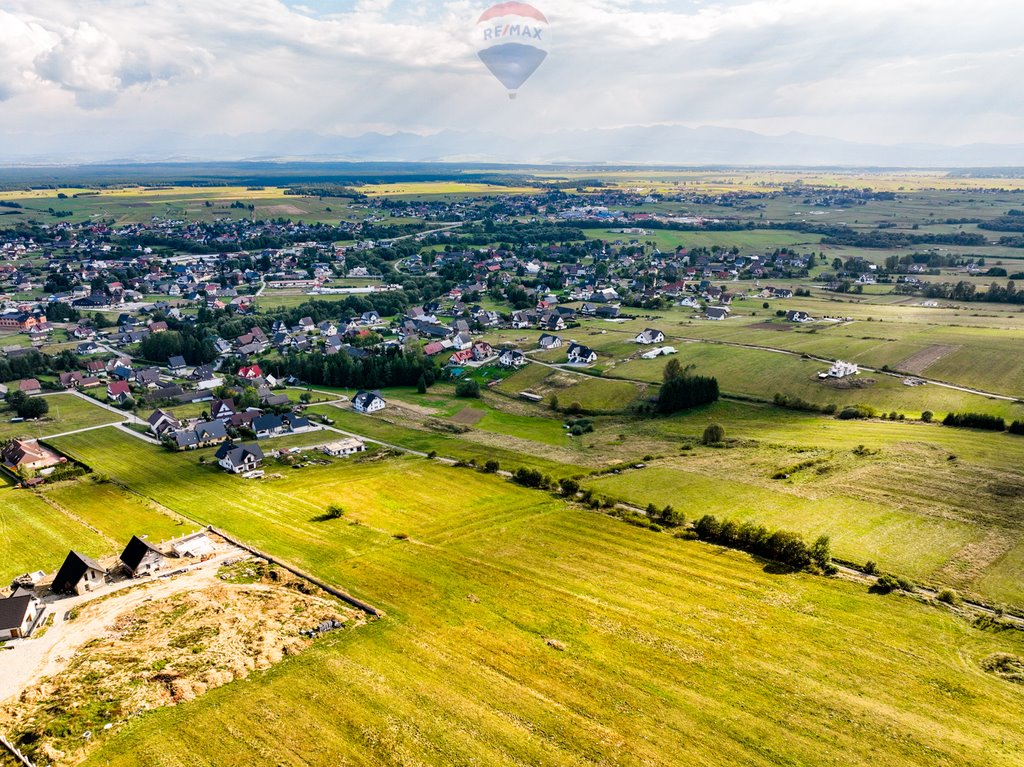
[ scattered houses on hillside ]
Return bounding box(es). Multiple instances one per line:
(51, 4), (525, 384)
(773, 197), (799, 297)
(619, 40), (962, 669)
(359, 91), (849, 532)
(567, 344), (598, 365)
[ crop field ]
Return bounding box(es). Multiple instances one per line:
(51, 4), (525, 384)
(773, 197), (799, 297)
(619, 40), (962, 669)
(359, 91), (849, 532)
(0, 394), (122, 442)
(46, 442), (1024, 767)
(0, 186), (370, 227)
(358, 181), (543, 199)
(586, 227), (824, 252)
(493, 364), (648, 413)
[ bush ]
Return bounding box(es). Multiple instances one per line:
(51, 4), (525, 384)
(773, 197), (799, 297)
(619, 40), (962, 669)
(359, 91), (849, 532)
(921, 410), (934, 423)
(702, 423), (725, 445)
(455, 379), (481, 398)
(937, 589), (961, 606)
(325, 504), (345, 519)
(482, 459), (500, 474)
(692, 515), (819, 571)
(837, 404), (876, 420)
(942, 412), (1006, 431)
(872, 574), (901, 593)
(512, 468), (545, 488)
(1009, 420), (1024, 435)
(863, 560), (878, 574)
(559, 478), (580, 497)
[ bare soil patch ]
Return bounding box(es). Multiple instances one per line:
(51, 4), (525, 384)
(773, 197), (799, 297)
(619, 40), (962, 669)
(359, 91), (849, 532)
(0, 560), (363, 765)
(819, 376), (877, 390)
(451, 408), (485, 426)
(259, 204), (308, 216)
(897, 344), (960, 375)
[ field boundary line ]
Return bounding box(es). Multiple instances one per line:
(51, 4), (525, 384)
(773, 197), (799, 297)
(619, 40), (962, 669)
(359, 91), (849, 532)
(207, 526), (384, 618)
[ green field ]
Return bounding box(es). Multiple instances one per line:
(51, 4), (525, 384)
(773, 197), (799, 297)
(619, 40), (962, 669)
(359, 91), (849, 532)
(34, 439), (1024, 767)
(0, 394), (122, 442)
(0, 483), (110, 583)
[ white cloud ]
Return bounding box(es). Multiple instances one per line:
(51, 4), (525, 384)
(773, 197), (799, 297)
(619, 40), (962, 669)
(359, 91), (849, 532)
(0, 0), (1022, 156)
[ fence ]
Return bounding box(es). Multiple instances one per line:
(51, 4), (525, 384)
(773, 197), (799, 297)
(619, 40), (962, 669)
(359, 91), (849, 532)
(0, 732), (35, 767)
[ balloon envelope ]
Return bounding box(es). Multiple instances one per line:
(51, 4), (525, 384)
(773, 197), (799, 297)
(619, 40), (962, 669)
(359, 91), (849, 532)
(476, 2), (549, 94)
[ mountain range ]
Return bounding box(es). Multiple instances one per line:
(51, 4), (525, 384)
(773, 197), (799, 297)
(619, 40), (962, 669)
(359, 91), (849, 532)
(4, 125), (1024, 168)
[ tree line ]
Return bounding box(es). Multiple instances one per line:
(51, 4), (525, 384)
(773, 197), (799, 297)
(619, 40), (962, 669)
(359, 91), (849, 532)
(693, 515), (833, 573)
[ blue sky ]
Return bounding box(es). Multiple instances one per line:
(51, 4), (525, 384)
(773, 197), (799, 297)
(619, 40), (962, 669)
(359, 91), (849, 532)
(1, 0), (1022, 159)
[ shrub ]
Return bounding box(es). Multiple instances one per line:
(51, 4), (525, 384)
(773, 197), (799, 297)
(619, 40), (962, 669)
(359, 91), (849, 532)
(325, 504), (345, 519)
(455, 379), (481, 398)
(1009, 420), (1024, 435)
(702, 423), (725, 445)
(559, 478), (580, 497)
(837, 404), (876, 420)
(873, 574), (901, 593)
(482, 459), (500, 474)
(14, 396), (48, 419)
(937, 589), (961, 606)
(863, 560), (878, 574)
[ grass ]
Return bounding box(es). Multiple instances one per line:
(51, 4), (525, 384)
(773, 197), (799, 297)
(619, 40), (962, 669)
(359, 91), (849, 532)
(0, 393), (121, 441)
(63, 450), (1024, 767)
(0, 482), (109, 584)
(585, 464), (981, 582)
(41, 479), (190, 546)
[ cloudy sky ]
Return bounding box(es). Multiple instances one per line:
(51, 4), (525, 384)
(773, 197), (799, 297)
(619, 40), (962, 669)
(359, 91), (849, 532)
(1, 0), (1023, 161)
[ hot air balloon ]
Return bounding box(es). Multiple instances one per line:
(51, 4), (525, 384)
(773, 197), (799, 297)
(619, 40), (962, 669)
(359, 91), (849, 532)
(476, 2), (550, 99)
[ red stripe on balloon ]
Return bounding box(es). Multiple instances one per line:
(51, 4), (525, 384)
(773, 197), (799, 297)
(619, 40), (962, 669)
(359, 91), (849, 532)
(478, 2), (548, 24)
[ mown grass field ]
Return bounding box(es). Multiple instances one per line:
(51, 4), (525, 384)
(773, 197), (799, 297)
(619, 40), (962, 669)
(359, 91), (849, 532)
(0, 394), (121, 442)
(0, 483), (109, 584)
(45, 440), (1024, 767)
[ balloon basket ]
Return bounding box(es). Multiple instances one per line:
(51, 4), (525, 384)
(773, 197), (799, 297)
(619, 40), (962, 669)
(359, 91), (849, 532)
(509, 92), (517, 100)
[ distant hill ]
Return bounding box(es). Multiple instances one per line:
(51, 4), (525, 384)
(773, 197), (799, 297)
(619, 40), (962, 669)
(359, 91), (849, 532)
(4, 124), (1024, 167)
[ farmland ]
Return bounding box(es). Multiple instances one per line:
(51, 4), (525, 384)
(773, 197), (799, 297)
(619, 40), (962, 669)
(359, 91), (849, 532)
(3, 165), (1024, 766)
(25, 430), (1023, 767)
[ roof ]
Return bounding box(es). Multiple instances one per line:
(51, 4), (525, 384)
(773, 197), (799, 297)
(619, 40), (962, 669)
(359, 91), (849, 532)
(119, 536), (164, 571)
(52, 550), (105, 593)
(215, 442), (264, 465)
(0, 594), (36, 632)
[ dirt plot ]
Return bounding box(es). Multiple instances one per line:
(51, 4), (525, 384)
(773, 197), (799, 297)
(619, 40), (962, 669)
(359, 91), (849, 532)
(897, 344), (961, 374)
(258, 204), (308, 216)
(819, 376), (877, 390)
(451, 407), (485, 426)
(0, 559), (364, 766)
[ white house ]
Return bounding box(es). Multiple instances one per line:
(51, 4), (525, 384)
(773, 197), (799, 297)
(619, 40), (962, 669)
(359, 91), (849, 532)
(321, 438), (366, 457)
(705, 307), (730, 321)
(215, 442), (264, 474)
(538, 334), (563, 350)
(635, 328), (665, 345)
(822, 360), (859, 379)
(499, 349), (528, 368)
(0, 589), (43, 640)
(567, 344), (598, 365)
(353, 390), (387, 414)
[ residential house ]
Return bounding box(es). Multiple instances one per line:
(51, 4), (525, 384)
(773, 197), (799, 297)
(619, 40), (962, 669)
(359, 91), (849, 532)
(538, 334), (563, 350)
(786, 310), (814, 323)
(167, 355), (187, 374)
(321, 438), (366, 457)
(567, 344), (598, 365)
(52, 550), (106, 595)
(237, 364), (263, 380)
(210, 398), (237, 421)
(119, 536), (165, 577)
(499, 349), (528, 368)
(352, 390), (386, 414)
(1, 439), (66, 474)
(107, 381), (132, 403)
(635, 329), (666, 345)
(215, 442), (265, 474)
(705, 307), (730, 321)
(16, 378), (42, 396)
(146, 408), (180, 438)
(0, 589), (44, 640)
